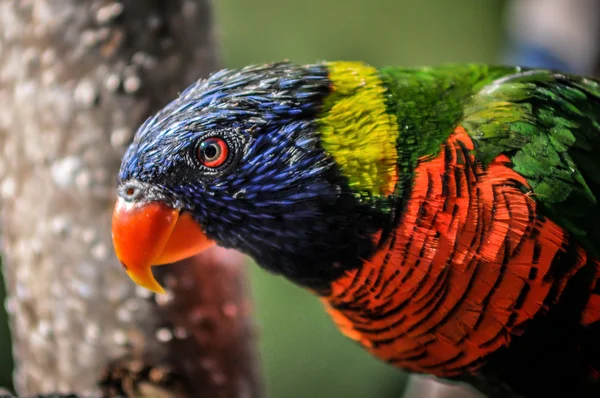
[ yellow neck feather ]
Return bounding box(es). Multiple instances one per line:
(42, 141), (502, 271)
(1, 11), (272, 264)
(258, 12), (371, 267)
(318, 61), (399, 198)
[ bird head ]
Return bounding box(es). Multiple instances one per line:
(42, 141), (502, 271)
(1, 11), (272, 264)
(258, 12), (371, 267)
(112, 62), (400, 294)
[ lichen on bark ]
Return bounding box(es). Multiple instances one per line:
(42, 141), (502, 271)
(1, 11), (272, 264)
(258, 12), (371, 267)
(0, 1), (260, 397)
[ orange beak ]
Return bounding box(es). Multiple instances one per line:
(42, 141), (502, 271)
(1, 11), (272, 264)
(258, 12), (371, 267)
(111, 198), (215, 294)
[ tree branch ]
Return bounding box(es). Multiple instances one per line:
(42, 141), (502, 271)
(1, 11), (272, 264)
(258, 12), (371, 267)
(0, 1), (261, 396)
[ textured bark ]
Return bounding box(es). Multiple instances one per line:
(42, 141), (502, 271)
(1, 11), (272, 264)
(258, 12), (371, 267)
(0, 1), (261, 397)
(153, 249), (262, 398)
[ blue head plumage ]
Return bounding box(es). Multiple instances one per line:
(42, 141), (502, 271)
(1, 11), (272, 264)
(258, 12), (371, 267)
(118, 62), (384, 289)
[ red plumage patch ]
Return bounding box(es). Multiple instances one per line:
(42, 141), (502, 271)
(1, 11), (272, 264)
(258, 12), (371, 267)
(323, 127), (590, 377)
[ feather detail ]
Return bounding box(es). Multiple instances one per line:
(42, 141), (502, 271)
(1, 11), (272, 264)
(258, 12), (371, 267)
(324, 128), (589, 378)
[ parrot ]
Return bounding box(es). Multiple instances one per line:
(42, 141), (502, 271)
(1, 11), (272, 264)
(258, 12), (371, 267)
(111, 61), (600, 397)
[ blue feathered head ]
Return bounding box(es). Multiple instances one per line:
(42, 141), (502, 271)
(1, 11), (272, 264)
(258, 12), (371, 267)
(113, 62), (386, 293)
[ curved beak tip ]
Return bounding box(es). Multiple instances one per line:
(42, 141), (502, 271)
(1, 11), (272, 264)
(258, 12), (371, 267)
(126, 268), (166, 295)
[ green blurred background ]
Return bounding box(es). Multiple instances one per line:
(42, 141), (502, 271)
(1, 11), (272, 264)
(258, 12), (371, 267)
(0, 0), (507, 396)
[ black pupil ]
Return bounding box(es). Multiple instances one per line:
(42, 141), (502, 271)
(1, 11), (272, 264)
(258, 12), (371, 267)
(203, 141), (220, 160)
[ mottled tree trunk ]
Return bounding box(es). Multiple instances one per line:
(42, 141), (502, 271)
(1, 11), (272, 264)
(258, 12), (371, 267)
(0, 1), (261, 397)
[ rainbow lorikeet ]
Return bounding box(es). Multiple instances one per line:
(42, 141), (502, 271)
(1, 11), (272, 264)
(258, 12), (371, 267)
(112, 62), (600, 397)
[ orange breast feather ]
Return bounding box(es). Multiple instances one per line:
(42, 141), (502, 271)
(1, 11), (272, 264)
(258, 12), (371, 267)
(323, 127), (595, 377)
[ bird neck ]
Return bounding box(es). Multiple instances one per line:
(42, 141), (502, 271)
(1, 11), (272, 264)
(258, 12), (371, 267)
(316, 62), (492, 207)
(317, 62), (400, 201)
(299, 64), (505, 292)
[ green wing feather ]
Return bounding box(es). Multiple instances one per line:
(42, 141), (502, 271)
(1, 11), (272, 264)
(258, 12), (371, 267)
(377, 64), (600, 254)
(379, 64), (521, 200)
(461, 69), (600, 256)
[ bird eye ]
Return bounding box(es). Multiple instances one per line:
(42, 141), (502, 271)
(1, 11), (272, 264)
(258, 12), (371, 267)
(197, 137), (229, 168)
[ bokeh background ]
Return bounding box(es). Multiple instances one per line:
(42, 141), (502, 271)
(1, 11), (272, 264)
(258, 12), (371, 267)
(1, 0), (599, 396)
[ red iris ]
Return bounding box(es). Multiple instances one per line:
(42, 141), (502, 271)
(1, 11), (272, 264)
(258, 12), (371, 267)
(197, 137), (229, 168)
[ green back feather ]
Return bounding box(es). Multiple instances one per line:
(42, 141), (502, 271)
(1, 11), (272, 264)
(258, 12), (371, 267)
(378, 64), (519, 199)
(461, 69), (600, 256)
